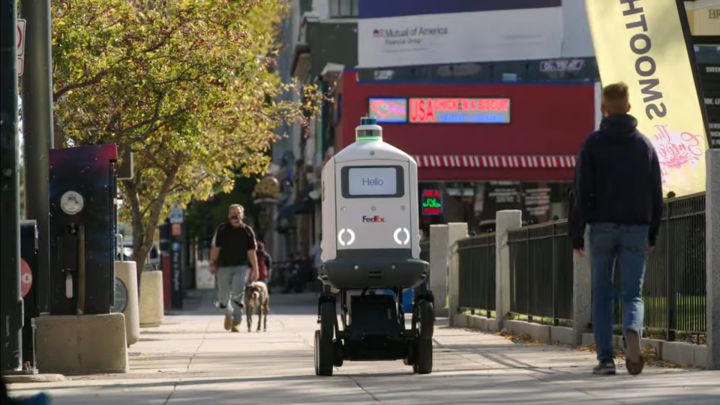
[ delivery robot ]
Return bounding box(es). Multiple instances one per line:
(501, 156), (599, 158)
(315, 117), (433, 376)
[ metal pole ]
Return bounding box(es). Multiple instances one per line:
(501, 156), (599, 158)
(667, 201), (676, 341)
(21, 0), (54, 314)
(525, 230), (531, 323)
(1, 0), (23, 372)
(551, 224), (558, 326)
(706, 149), (720, 369)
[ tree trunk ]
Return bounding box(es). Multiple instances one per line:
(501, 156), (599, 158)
(123, 168), (178, 294)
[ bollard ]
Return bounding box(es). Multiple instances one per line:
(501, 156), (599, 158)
(495, 210), (522, 332)
(114, 261), (140, 346)
(572, 228), (592, 346)
(429, 224), (449, 318)
(447, 223), (468, 327)
(139, 270), (164, 327)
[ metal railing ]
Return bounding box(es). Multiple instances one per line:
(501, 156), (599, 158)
(457, 233), (496, 317)
(508, 221), (574, 326)
(616, 193), (706, 342)
(451, 193), (706, 343)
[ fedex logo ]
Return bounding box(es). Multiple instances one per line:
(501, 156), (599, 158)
(362, 215), (385, 223)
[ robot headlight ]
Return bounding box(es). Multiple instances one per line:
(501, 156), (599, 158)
(393, 228), (410, 246)
(338, 228), (356, 246)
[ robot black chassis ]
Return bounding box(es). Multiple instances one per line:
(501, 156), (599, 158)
(314, 285), (435, 376)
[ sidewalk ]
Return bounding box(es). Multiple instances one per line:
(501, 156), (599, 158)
(7, 289), (720, 404)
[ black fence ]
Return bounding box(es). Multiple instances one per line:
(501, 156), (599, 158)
(508, 221), (574, 326)
(457, 233), (496, 317)
(615, 193), (706, 342)
(452, 193), (706, 343)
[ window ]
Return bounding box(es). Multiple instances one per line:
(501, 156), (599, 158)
(341, 166), (404, 198)
(329, 0), (359, 18)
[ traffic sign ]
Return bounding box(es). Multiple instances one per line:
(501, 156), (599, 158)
(20, 258), (32, 298)
(17, 19), (26, 77)
(169, 204), (184, 224)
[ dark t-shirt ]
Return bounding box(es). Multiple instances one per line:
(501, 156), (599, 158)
(213, 223), (256, 266)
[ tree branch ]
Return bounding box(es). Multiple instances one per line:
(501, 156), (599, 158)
(54, 68), (111, 102)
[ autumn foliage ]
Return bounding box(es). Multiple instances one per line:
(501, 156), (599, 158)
(52, 0), (318, 272)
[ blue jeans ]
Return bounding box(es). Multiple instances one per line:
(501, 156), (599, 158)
(217, 265), (249, 324)
(589, 223), (649, 361)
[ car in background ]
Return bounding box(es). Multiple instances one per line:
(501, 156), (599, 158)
(119, 239), (160, 270)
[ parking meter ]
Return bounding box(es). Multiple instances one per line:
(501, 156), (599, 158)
(20, 220), (38, 368)
(49, 144), (118, 315)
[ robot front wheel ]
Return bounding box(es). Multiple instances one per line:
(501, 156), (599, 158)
(314, 301), (337, 376)
(411, 299), (434, 374)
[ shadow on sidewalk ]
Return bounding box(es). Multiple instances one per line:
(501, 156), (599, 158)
(21, 363), (719, 404)
(167, 289), (318, 316)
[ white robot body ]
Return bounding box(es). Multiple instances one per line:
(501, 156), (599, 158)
(320, 119), (428, 289)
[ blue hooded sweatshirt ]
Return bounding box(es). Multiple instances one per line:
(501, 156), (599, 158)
(570, 113), (663, 249)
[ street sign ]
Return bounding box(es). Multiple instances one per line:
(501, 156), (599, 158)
(20, 258), (32, 298)
(17, 19), (26, 77)
(171, 241), (183, 309)
(169, 204), (183, 224)
(171, 223), (182, 236)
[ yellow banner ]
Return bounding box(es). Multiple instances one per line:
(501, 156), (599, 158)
(585, 0), (708, 196)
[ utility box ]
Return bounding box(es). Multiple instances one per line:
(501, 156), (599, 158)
(49, 144), (118, 315)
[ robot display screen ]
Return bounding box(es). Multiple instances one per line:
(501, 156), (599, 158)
(343, 166), (403, 198)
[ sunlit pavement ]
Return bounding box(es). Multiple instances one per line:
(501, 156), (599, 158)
(8, 289), (720, 404)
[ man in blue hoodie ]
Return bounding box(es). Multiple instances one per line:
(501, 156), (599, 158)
(571, 82), (663, 376)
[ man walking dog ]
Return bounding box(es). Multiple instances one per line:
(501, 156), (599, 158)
(571, 82), (663, 376)
(211, 204), (259, 332)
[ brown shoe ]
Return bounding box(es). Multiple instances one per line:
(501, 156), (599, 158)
(231, 324), (241, 333)
(625, 330), (645, 375)
(626, 356), (645, 375)
(224, 315), (232, 331)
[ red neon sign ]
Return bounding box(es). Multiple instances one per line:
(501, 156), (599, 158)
(409, 98), (510, 124)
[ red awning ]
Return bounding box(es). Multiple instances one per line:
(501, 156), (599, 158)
(413, 154), (577, 181)
(413, 154), (577, 169)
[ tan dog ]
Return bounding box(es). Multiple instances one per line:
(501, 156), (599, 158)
(244, 281), (269, 332)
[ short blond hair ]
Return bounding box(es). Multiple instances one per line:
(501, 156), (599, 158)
(228, 204), (244, 213)
(602, 82), (630, 114)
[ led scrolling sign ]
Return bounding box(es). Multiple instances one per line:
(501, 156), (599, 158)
(421, 189), (443, 216)
(369, 97), (511, 124)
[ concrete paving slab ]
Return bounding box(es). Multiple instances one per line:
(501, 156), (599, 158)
(2, 374), (65, 383)
(7, 290), (720, 404)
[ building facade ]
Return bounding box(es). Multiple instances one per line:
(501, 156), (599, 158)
(270, 0), (718, 256)
(332, 69), (598, 233)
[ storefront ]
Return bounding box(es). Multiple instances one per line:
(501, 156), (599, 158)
(331, 71), (598, 233)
